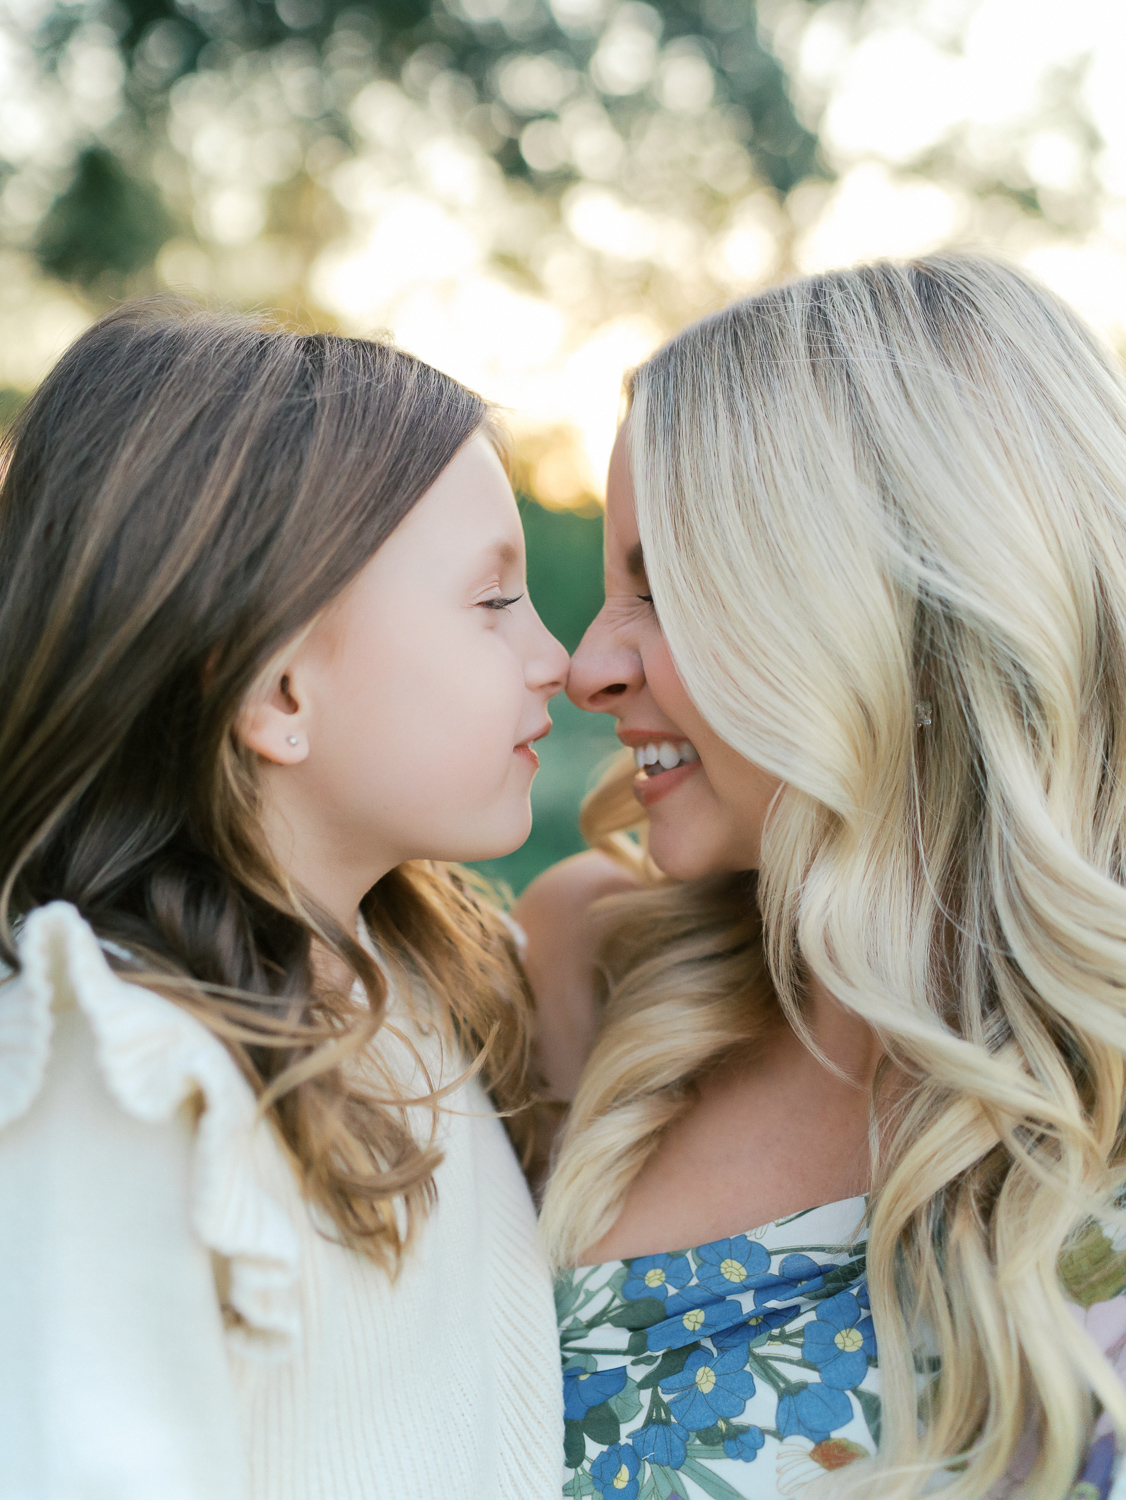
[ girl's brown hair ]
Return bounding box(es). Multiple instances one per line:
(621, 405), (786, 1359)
(0, 300), (534, 1267)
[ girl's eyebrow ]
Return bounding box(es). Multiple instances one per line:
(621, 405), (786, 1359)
(478, 539), (520, 570)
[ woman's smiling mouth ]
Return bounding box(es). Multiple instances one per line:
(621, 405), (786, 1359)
(618, 733), (702, 806)
(632, 739), (699, 775)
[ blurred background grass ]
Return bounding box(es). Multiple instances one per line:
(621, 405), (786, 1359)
(5, 0), (1126, 887)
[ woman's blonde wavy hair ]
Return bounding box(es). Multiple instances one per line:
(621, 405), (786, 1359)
(540, 254), (1126, 1497)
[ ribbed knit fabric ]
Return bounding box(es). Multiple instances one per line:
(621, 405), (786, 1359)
(0, 903), (564, 1500)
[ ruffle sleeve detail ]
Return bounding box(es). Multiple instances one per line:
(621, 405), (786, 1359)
(4, 902), (301, 1360)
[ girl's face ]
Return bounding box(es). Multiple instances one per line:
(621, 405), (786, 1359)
(567, 422), (782, 882)
(241, 433), (569, 917)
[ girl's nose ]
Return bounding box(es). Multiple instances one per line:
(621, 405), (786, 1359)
(566, 605), (644, 713)
(526, 609), (570, 698)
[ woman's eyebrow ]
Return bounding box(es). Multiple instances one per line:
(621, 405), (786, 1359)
(626, 542), (646, 580)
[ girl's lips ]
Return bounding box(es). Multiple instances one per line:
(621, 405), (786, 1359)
(514, 743), (540, 769)
(632, 759), (701, 806)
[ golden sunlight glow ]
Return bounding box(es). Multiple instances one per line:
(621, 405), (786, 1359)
(6, 0), (1126, 506)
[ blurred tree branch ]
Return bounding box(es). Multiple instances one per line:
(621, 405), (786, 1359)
(5, 0), (832, 300)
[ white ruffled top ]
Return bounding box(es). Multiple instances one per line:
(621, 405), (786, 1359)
(0, 902), (563, 1500)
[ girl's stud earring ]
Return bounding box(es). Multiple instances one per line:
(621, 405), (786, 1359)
(914, 701), (933, 729)
(286, 735), (299, 745)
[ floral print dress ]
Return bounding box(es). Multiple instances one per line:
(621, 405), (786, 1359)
(555, 1196), (1125, 1500)
(556, 1197), (878, 1500)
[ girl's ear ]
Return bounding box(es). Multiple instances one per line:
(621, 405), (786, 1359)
(235, 669), (310, 765)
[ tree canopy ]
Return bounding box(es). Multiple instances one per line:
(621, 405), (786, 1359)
(10, 0), (828, 296)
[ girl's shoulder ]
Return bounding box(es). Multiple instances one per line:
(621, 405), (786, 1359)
(513, 852), (644, 1101)
(0, 902), (301, 1358)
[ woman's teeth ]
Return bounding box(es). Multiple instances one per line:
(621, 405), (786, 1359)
(633, 740), (700, 776)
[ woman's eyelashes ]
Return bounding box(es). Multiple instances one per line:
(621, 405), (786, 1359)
(637, 594), (654, 604)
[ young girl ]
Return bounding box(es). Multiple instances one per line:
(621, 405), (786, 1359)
(519, 256), (1126, 1499)
(0, 302), (569, 1498)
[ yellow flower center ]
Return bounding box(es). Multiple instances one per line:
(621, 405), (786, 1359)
(719, 1257), (747, 1282)
(682, 1308), (706, 1332)
(695, 1365), (717, 1394)
(644, 1267), (667, 1288)
(834, 1327), (864, 1353)
(612, 1464), (631, 1490)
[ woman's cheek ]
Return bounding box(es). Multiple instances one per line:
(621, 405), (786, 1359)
(643, 631), (703, 736)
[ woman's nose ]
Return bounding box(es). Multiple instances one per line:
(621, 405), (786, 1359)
(566, 604), (644, 713)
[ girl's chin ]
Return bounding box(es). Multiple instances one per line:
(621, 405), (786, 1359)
(458, 807), (533, 863)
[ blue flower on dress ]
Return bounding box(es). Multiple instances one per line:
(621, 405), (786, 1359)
(630, 1421), (689, 1468)
(712, 1300), (799, 1352)
(802, 1291), (877, 1390)
(752, 1253), (828, 1308)
(777, 1383), (854, 1443)
(660, 1345), (756, 1430)
(621, 1252), (693, 1302)
(694, 1235), (771, 1296)
(724, 1426), (766, 1462)
(646, 1286), (744, 1352)
(591, 1443), (640, 1500)
(564, 1364), (628, 1419)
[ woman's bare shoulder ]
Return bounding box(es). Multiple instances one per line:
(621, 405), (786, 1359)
(515, 849), (642, 931)
(514, 851), (643, 1100)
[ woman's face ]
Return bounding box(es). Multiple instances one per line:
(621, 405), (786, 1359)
(567, 422), (782, 882)
(241, 433), (569, 914)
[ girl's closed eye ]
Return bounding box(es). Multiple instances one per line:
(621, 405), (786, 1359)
(481, 593), (525, 612)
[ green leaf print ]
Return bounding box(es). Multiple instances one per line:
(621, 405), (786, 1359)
(554, 1272), (580, 1321)
(608, 1296), (666, 1330)
(679, 1455), (754, 1500)
(855, 1386), (883, 1448)
(564, 1419), (586, 1469)
(564, 1468), (595, 1498)
(651, 1464), (687, 1499)
(581, 1401), (621, 1446)
(637, 1342), (697, 1390)
(609, 1378), (643, 1423)
(627, 1327), (653, 1357)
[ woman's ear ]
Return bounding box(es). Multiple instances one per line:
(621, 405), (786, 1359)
(235, 668), (309, 765)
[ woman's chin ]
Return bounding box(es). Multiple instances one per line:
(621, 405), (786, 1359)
(646, 824), (748, 883)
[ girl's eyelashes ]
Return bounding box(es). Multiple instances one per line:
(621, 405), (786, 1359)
(480, 592), (525, 612)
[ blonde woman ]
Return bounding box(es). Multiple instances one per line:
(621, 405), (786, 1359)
(517, 256), (1126, 1500)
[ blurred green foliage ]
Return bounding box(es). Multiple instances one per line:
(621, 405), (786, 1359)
(473, 496), (620, 894)
(16, 0), (827, 296)
(521, 493), (604, 655)
(35, 148), (173, 288)
(0, 391), (26, 432)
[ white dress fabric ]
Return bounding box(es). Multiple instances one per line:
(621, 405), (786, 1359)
(0, 902), (564, 1500)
